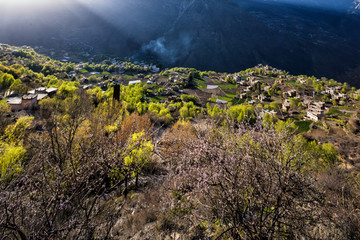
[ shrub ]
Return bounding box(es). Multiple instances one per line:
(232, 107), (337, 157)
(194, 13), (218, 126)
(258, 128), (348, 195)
(180, 94), (198, 104)
(164, 122), (329, 239)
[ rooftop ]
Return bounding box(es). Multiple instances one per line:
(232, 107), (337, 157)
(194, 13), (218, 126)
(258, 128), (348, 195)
(7, 97), (22, 105)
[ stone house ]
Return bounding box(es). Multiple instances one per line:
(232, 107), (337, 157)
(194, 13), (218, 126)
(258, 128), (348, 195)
(258, 94), (269, 102)
(306, 101), (325, 121)
(282, 99), (291, 112)
(7, 94), (38, 111)
(283, 90), (297, 98)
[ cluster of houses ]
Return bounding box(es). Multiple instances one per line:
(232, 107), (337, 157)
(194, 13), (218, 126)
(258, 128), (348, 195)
(306, 101), (326, 121)
(6, 87), (57, 111)
(212, 71), (339, 122)
(281, 91), (326, 121)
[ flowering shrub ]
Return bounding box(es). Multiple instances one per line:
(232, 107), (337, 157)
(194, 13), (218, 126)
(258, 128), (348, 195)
(164, 122), (328, 239)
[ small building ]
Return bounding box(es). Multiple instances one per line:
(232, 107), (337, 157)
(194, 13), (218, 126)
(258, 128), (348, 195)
(46, 88), (57, 97)
(129, 80), (142, 85)
(325, 87), (336, 95)
(310, 101), (325, 110)
(238, 80), (248, 86)
(297, 77), (307, 84)
(239, 93), (248, 99)
(6, 97), (23, 111)
(7, 94), (38, 111)
(258, 94), (270, 102)
(283, 90), (297, 98)
(282, 99), (291, 112)
(263, 86), (271, 92)
(29, 87), (58, 98)
(207, 85), (219, 90)
(302, 98), (312, 108)
(306, 101), (325, 121)
(216, 99), (228, 104)
(37, 93), (49, 101)
(307, 109), (324, 122)
(234, 74), (242, 82)
(22, 94), (38, 109)
(244, 86), (253, 92)
(151, 65), (160, 73)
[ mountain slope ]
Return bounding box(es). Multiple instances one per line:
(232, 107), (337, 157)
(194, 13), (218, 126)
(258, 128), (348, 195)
(139, 0), (360, 85)
(0, 0), (359, 86)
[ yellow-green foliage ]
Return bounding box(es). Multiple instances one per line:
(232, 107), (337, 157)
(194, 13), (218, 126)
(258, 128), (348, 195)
(275, 119), (296, 132)
(0, 116), (33, 180)
(87, 86), (105, 102)
(0, 143), (26, 180)
(2, 116), (34, 144)
(289, 98), (302, 110)
(0, 101), (10, 130)
(262, 113), (277, 127)
(46, 75), (59, 87)
(319, 143), (338, 166)
(180, 102), (199, 119)
(137, 102), (148, 115)
(124, 131), (154, 171)
(148, 102), (173, 122)
(227, 104), (256, 123)
(110, 131), (154, 183)
(58, 81), (79, 98)
(10, 78), (22, 89)
(168, 102), (182, 111)
(104, 123), (118, 135)
(289, 135), (338, 170)
(181, 94), (198, 103)
(206, 103), (223, 117)
(121, 84), (144, 109)
(0, 72), (15, 90)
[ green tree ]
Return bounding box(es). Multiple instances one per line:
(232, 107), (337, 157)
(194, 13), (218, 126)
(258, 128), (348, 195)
(9, 79), (27, 94)
(320, 143), (338, 166)
(2, 116), (34, 144)
(0, 143), (26, 180)
(227, 104), (256, 123)
(57, 81), (79, 98)
(180, 102), (198, 119)
(181, 94), (198, 104)
(0, 73), (15, 90)
(0, 101), (10, 135)
(0, 116), (33, 181)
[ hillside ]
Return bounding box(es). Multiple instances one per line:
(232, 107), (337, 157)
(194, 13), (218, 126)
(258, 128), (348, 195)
(1, 45), (360, 239)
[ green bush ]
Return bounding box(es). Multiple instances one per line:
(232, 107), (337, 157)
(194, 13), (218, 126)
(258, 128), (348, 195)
(181, 95), (198, 104)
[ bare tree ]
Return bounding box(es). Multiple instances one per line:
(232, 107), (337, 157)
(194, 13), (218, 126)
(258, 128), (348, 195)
(163, 121), (326, 239)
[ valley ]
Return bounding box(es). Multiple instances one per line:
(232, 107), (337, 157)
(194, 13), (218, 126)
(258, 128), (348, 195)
(1, 0), (360, 238)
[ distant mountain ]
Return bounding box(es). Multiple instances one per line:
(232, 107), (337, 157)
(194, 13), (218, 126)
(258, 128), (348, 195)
(1, 0), (360, 86)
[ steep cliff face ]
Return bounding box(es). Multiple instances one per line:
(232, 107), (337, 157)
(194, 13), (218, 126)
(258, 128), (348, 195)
(0, 0), (359, 85)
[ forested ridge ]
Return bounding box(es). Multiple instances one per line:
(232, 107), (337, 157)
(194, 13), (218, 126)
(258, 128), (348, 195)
(0, 44), (360, 239)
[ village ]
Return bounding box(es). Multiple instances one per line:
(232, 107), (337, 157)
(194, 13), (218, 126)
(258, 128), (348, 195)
(2, 58), (360, 185)
(70, 62), (360, 127)
(3, 55), (360, 129)
(0, 45), (360, 147)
